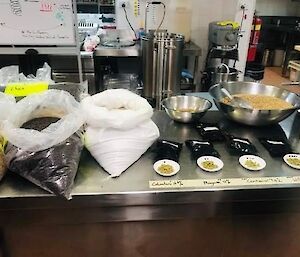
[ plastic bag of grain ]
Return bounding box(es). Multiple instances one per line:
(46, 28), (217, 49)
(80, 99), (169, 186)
(3, 90), (84, 199)
(82, 89), (160, 177)
(0, 92), (16, 180)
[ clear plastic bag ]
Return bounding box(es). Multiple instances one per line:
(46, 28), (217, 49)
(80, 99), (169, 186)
(3, 89), (84, 152)
(0, 136), (7, 180)
(0, 65), (19, 86)
(5, 129), (83, 199)
(3, 90), (85, 199)
(0, 92), (16, 180)
(0, 62), (53, 85)
(0, 92), (16, 122)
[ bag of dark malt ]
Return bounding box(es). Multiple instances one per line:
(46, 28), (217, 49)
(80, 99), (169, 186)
(3, 90), (84, 199)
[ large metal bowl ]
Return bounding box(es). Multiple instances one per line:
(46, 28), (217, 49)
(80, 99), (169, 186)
(161, 95), (212, 123)
(209, 81), (300, 126)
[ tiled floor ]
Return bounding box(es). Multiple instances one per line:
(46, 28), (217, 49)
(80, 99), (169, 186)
(262, 67), (290, 85)
(262, 67), (300, 94)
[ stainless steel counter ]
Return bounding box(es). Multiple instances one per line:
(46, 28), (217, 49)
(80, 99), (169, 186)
(0, 108), (299, 194)
(71, 111), (300, 194)
(93, 41), (202, 92)
(2, 114), (300, 257)
(0, 111), (298, 197)
(0, 95), (300, 224)
(94, 43), (141, 57)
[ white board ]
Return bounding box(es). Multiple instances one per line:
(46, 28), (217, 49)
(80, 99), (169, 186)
(0, 0), (76, 46)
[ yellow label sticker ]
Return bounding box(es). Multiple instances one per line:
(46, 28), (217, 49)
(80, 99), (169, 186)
(255, 24), (261, 31)
(217, 20), (240, 29)
(0, 136), (7, 153)
(5, 82), (49, 97)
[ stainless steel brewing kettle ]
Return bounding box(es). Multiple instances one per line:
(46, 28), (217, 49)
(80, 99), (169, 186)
(141, 32), (184, 109)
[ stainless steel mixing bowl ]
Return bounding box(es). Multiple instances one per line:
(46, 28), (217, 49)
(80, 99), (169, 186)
(209, 81), (300, 126)
(161, 95), (212, 123)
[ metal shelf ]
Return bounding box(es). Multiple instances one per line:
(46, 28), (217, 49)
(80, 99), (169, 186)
(76, 1), (115, 5)
(77, 3), (115, 6)
(77, 2), (98, 5)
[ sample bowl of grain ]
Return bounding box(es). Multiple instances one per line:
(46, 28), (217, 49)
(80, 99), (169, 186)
(161, 95), (212, 123)
(209, 81), (300, 126)
(197, 156), (224, 172)
(153, 159), (180, 177)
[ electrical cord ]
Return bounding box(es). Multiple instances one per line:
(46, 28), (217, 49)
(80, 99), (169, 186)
(122, 5), (137, 41)
(239, 6), (246, 38)
(155, 2), (166, 32)
(234, 7), (246, 68)
(145, 2), (166, 33)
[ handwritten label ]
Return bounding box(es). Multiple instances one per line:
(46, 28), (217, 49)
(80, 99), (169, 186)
(149, 176), (300, 189)
(59, 4), (72, 10)
(5, 82), (49, 97)
(0, 0), (75, 45)
(40, 2), (53, 12)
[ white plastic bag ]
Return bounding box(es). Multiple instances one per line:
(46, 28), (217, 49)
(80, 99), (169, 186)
(0, 92), (16, 181)
(82, 88), (154, 129)
(35, 62), (53, 82)
(0, 66), (19, 86)
(2, 89), (84, 152)
(0, 62), (54, 85)
(82, 89), (159, 177)
(83, 35), (100, 52)
(0, 92), (16, 123)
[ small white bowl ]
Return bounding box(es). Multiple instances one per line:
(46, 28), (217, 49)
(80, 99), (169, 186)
(197, 156), (224, 172)
(239, 155), (266, 171)
(153, 159), (180, 177)
(283, 154), (300, 170)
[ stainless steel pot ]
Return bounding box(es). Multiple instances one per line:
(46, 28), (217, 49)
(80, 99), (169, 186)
(209, 81), (300, 126)
(208, 66), (240, 85)
(142, 32), (184, 109)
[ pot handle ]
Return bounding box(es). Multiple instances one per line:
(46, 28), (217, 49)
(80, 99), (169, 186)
(218, 63), (230, 74)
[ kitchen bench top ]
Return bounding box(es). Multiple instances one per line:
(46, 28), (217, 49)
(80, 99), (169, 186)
(0, 93), (300, 223)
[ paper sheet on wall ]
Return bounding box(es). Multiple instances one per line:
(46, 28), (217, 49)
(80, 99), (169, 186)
(0, 0), (75, 45)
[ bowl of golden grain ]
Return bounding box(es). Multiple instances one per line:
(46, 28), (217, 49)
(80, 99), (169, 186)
(209, 81), (300, 126)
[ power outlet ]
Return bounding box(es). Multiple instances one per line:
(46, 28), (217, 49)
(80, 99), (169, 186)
(239, 1), (248, 11)
(119, 0), (129, 8)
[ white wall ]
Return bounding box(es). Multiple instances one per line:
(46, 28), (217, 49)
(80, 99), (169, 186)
(234, 0), (256, 76)
(256, 0), (300, 16)
(188, 0), (256, 77)
(115, 0), (192, 37)
(115, 0), (255, 82)
(115, 0), (241, 44)
(190, 0), (236, 68)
